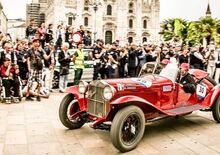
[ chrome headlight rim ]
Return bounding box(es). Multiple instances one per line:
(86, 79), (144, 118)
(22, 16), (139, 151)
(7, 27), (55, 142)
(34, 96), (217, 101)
(78, 81), (88, 94)
(102, 85), (115, 101)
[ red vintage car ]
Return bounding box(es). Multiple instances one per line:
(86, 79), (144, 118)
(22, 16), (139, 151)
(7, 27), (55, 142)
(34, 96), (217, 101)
(59, 63), (220, 152)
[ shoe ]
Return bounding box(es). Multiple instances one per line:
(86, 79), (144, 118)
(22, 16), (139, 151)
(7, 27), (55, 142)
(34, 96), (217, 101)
(26, 96), (34, 101)
(13, 97), (20, 103)
(5, 97), (12, 104)
(59, 90), (64, 93)
(36, 96), (41, 101)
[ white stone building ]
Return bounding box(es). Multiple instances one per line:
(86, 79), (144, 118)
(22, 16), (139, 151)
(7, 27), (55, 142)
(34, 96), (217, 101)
(0, 2), (8, 34)
(31, 0), (160, 44)
(7, 19), (26, 40)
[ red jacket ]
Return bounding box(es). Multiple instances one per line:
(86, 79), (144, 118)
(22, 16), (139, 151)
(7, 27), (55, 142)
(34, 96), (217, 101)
(0, 65), (16, 78)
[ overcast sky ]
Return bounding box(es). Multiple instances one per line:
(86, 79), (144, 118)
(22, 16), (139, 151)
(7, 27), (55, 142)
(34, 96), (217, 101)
(1, 0), (220, 21)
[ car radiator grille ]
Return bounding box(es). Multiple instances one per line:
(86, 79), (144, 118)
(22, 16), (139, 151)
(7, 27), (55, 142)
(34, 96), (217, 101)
(88, 83), (108, 117)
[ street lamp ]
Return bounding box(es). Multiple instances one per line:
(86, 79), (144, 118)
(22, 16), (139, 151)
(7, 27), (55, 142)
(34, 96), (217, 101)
(90, 0), (102, 42)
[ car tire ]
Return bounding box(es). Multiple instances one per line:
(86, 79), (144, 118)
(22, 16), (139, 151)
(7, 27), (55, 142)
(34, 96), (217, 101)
(59, 94), (85, 129)
(212, 96), (220, 123)
(52, 71), (59, 89)
(110, 106), (145, 152)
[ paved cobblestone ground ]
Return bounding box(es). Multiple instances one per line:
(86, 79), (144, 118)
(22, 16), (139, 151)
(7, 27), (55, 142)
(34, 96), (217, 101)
(1, 92), (220, 155)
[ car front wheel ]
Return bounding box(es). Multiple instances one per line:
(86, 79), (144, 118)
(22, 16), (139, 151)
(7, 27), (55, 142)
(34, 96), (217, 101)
(212, 96), (220, 123)
(59, 94), (85, 129)
(110, 106), (145, 152)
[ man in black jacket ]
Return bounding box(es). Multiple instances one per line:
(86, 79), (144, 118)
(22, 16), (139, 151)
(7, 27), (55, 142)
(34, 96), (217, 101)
(179, 63), (196, 94)
(26, 19), (37, 40)
(58, 42), (71, 93)
(128, 43), (138, 77)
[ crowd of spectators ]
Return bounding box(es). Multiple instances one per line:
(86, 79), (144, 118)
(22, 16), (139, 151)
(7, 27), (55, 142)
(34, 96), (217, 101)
(0, 18), (219, 103)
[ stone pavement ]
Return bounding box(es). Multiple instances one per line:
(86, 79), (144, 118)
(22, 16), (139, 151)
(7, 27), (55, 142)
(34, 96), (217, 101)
(1, 92), (220, 155)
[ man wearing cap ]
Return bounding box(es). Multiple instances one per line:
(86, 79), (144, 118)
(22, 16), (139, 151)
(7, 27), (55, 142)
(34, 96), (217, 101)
(25, 38), (54, 101)
(72, 42), (85, 85)
(92, 39), (106, 80)
(179, 63), (196, 94)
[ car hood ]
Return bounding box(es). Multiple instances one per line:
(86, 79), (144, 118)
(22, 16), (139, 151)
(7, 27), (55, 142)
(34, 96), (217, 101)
(101, 75), (172, 91)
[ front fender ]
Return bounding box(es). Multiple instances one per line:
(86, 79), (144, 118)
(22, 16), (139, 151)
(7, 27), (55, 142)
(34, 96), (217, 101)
(65, 86), (87, 110)
(110, 95), (170, 115)
(66, 86), (84, 99)
(201, 84), (220, 107)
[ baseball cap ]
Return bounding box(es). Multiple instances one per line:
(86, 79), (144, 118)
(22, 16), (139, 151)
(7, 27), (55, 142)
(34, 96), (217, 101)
(180, 63), (189, 70)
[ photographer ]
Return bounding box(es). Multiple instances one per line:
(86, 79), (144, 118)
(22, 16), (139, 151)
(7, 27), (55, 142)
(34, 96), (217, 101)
(44, 42), (56, 92)
(205, 49), (216, 78)
(26, 38), (53, 101)
(103, 42), (119, 79)
(128, 43), (139, 77)
(0, 58), (20, 102)
(92, 39), (106, 80)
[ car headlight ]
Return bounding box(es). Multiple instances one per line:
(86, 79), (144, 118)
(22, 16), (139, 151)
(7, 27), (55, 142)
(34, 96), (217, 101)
(78, 81), (88, 94)
(103, 86), (114, 100)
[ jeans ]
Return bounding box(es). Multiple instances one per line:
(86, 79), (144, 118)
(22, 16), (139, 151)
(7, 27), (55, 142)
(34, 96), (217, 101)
(59, 74), (68, 91)
(73, 69), (83, 85)
(3, 78), (20, 97)
(44, 68), (54, 90)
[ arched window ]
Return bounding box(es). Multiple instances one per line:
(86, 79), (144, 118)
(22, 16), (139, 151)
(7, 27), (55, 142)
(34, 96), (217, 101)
(143, 20), (147, 29)
(105, 31), (113, 44)
(84, 17), (88, 26)
(128, 37), (133, 44)
(129, 19), (133, 28)
(107, 5), (112, 15)
(129, 2), (134, 13)
(68, 17), (73, 25)
(143, 37), (147, 43)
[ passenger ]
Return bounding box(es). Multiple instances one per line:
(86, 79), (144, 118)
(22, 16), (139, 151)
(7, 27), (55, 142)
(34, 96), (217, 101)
(179, 63), (196, 94)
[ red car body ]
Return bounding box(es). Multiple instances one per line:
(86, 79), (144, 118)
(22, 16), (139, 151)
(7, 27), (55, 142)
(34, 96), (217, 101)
(59, 63), (220, 152)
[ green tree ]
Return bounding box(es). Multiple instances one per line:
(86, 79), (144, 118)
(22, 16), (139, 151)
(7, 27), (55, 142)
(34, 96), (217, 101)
(159, 18), (188, 42)
(187, 17), (219, 46)
(160, 17), (220, 47)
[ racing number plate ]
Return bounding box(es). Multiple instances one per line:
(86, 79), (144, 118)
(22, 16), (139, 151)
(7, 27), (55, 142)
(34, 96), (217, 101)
(196, 84), (207, 98)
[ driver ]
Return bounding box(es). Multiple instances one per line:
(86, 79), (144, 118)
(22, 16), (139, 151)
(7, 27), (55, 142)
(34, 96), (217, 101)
(179, 63), (196, 94)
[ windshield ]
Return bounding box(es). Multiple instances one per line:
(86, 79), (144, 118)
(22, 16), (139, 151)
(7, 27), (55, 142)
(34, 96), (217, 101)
(159, 63), (179, 82)
(139, 62), (158, 76)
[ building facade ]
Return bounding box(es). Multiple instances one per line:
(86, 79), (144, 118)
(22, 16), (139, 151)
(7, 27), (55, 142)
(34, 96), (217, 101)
(0, 2), (8, 34)
(28, 0), (160, 44)
(26, 0), (47, 26)
(7, 19), (26, 40)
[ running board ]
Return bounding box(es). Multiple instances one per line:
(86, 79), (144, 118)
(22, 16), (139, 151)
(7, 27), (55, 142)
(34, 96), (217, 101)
(163, 104), (207, 116)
